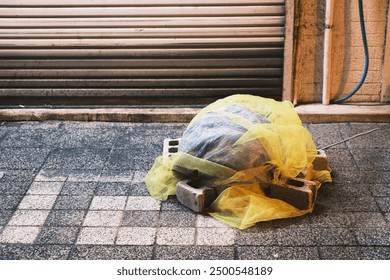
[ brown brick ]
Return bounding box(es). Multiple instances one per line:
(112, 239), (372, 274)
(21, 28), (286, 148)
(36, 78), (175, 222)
(268, 177), (318, 210)
(176, 180), (217, 213)
(313, 149), (330, 171)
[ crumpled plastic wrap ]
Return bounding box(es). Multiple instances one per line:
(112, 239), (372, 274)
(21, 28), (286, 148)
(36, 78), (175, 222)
(145, 94), (332, 229)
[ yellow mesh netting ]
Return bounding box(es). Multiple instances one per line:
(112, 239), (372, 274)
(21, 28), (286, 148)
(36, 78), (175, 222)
(144, 94), (332, 229)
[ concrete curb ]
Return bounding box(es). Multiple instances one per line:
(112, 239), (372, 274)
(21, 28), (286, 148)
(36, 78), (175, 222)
(294, 104), (390, 123)
(0, 107), (200, 123)
(0, 104), (389, 123)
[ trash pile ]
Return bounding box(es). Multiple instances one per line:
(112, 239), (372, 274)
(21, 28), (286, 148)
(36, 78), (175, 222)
(145, 94), (332, 229)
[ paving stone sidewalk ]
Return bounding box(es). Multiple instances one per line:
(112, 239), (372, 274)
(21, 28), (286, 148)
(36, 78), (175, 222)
(0, 121), (389, 260)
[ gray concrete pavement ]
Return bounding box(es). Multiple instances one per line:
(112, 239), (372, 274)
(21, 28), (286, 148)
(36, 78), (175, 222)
(0, 121), (389, 259)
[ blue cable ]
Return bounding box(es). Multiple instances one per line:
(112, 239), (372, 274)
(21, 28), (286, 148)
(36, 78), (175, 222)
(331, 0), (369, 103)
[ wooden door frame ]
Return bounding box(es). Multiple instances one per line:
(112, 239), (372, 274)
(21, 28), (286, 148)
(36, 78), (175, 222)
(282, 0), (296, 102)
(381, 2), (390, 103)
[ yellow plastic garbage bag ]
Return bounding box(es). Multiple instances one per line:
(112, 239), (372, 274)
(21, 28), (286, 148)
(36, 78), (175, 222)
(144, 94), (332, 229)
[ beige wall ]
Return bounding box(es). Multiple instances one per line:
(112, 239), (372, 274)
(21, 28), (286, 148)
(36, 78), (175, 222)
(293, 0), (389, 103)
(382, 4), (390, 102)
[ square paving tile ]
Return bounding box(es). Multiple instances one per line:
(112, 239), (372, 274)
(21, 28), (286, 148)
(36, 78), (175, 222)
(339, 123), (389, 149)
(0, 244), (71, 260)
(360, 246), (390, 260)
(36, 227), (79, 244)
(127, 183), (150, 196)
(236, 227), (277, 246)
(114, 128), (174, 148)
(320, 183), (372, 198)
(312, 227), (357, 245)
(196, 215), (231, 228)
(278, 247), (320, 260)
(159, 211), (196, 227)
(95, 182), (132, 196)
(139, 142), (163, 158)
(19, 121), (62, 130)
(352, 212), (388, 228)
(0, 181), (31, 195)
(1, 122), (21, 128)
(339, 196), (379, 212)
(34, 169), (69, 182)
(58, 128), (117, 149)
(0, 130), (8, 143)
(331, 170), (390, 184)
(156, 227), (195, 245)
(275, 226), (316, 246)
(0, 148), (50, 169)
(121, 211), (159, 227)
(89, 196), (127, 210)
(384, 213), (390, 223)
(53, 195), (93, 210)
(45, 210), (86, 227)
(236, 246), (280, 260)
(82, 210), (123, 227)
(308, 124), (347, 149)
(69, 245), (153, 260)
(316, 196), (379, 212)
(0, 128), (62, 148)
(105, 149), (150, 170)
(326, 149), (358, 170)
(18, 195), (58, 210)
(107, 148), (159, 171)
(131, 155), (157, 171)
(0, 195), (24, 210)
(354, 227), (390, 246)
(0, 226), (41, 244)
(196, 228), (236, 246)
(369, 184), (390, 196)
(116, 143), (161, 158)
(116, 227), (156, 245)
(376, 197), (390, 212)
(309, 212), (355, 228)
(132, 170), (147, 183)
(63, 122), (117, 130)
(27, 182), (64, 195)
(160, 197), (189, 211)
(77, 227), (118, 245)
(154, 246), (234, 260)
(0, 210), (13, 225)
(351, 148), (390, 171)
(60, 182), (97, 196)
(8, 210), (50, 226)
(43, 148), (110, 170)
(126, 196), (161, 211)
(319, 246), (362, 260)
(67, 170), (102, 182)
(1, 169), (38, 183)
(99, 169), (134, 183)
(238, 246), (320, 260)
(272, 216), (311, 228)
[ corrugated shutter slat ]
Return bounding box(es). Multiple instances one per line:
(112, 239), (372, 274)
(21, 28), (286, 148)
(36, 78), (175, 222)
(0, 0), (285, 102)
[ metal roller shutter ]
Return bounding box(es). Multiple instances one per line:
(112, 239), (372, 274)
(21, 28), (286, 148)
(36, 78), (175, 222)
(0, 0), (285, 105)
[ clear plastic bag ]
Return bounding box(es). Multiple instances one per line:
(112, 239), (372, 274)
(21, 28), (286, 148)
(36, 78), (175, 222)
(145, 94), (332, 229)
